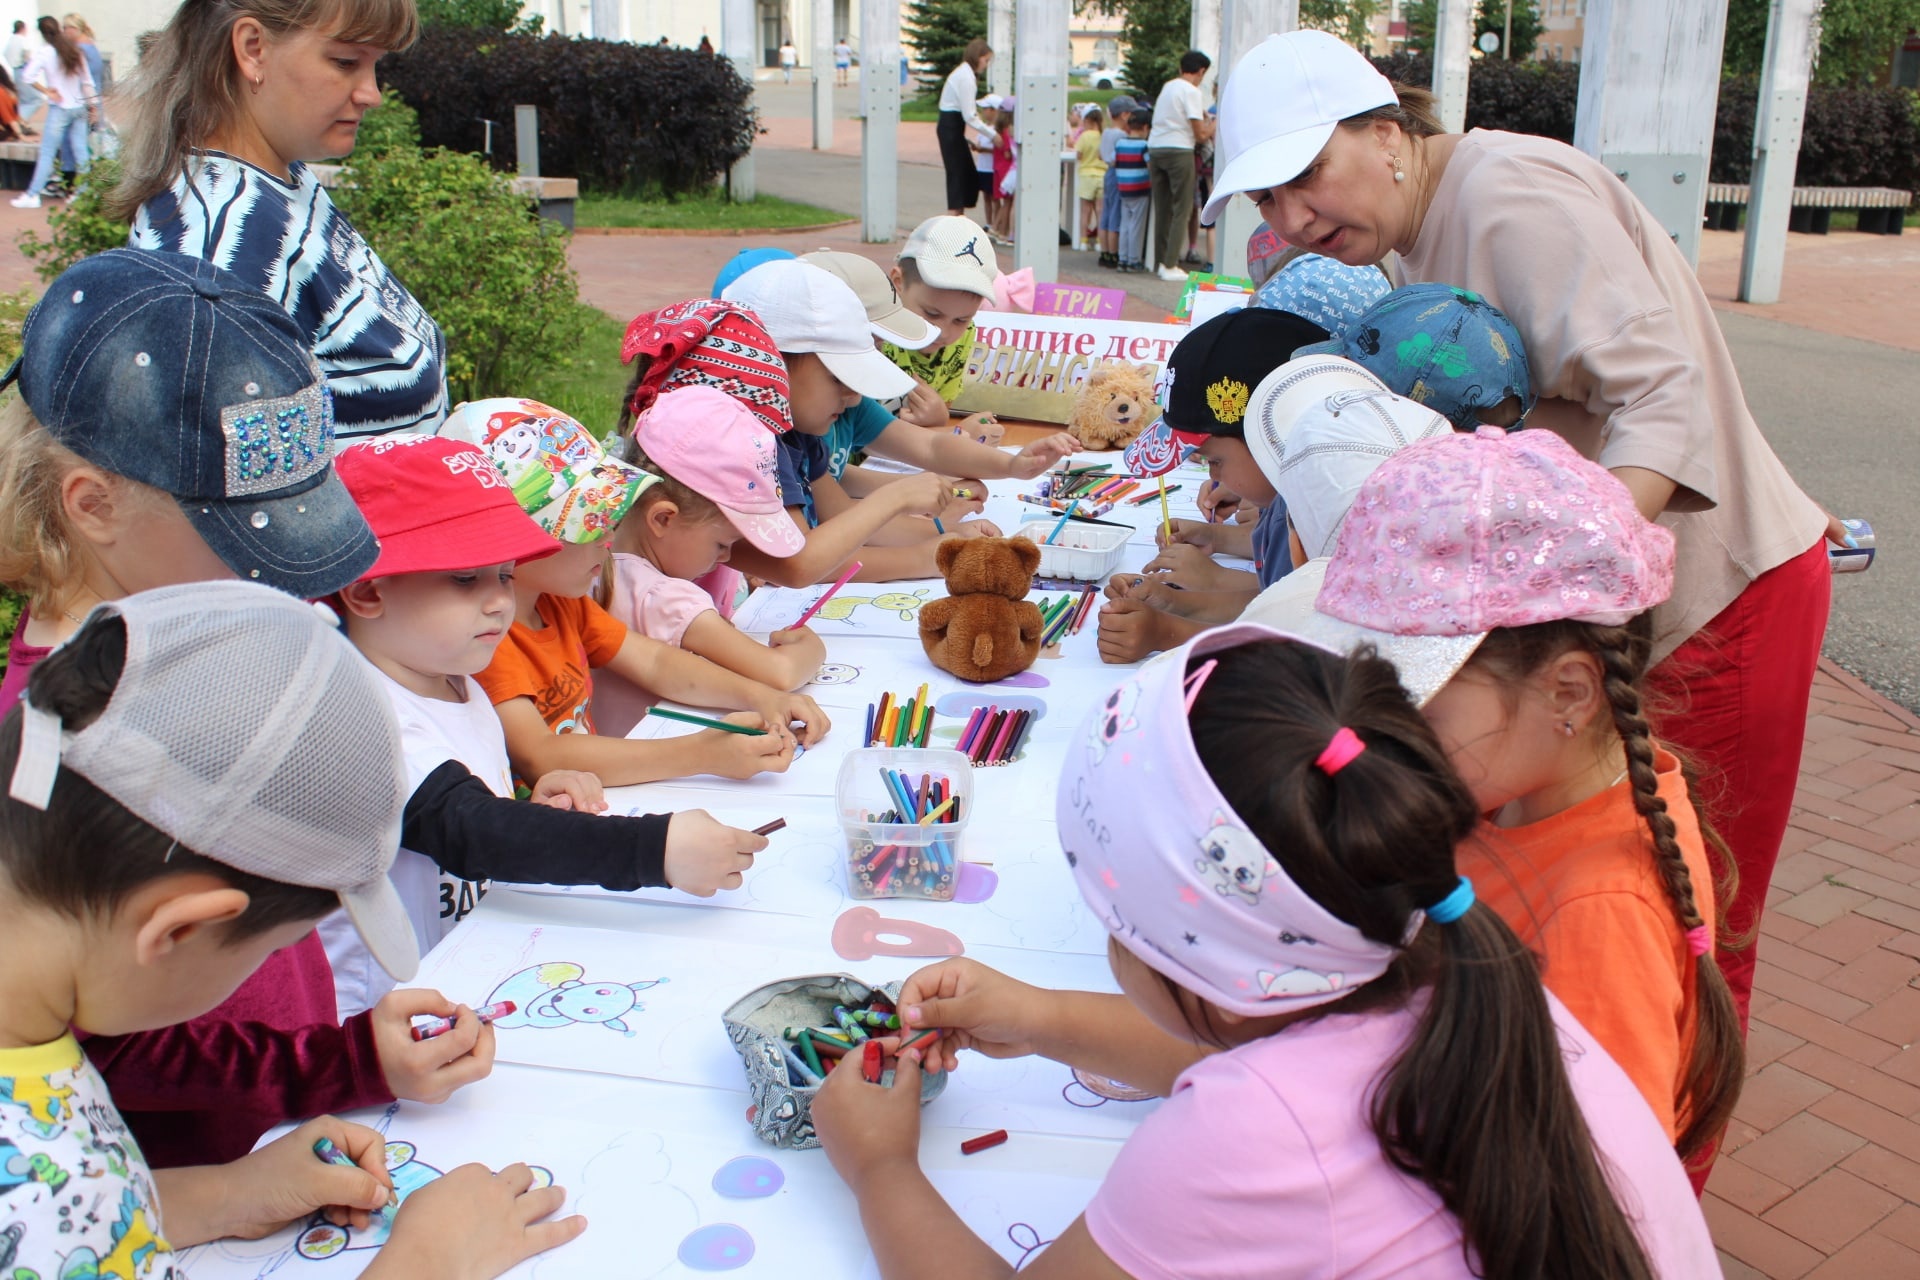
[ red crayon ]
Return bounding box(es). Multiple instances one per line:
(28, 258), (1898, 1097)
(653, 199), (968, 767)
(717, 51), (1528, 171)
(961, 1130), (1009, 1156)
(410, 1000), (516, 1041)
(862, 1039), (884, 1084)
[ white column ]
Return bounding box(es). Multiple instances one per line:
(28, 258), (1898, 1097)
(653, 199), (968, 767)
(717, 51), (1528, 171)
(1574, 0), (1729, 267)
(1213, 0), (1297, 280)
(1192, 0), (1223, 96)
(722, 0), (757, 199)
(1013, 0), (1069, 280)
(861, 0), (901, 241)
(1738, 0), (1820, 303)
(1430, 0), (1472, 133)
(813, 0), (835, 150)
(590, 0), (618, 40)
(988, 0), (1015, 97)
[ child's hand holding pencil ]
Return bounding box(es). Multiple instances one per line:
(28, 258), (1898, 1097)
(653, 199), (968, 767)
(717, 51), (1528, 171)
(663, 809), (769, 896)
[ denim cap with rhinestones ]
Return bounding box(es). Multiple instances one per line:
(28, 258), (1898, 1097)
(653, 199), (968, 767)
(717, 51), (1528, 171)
(1, 250), (377, 597)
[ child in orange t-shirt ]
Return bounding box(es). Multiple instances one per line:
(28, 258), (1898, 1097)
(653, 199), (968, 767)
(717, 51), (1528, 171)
(1274, 426), (1741, 1180)
(447, 399), (830, 788)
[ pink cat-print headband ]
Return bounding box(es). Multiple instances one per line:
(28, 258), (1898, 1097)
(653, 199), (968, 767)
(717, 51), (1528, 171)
(1058, 623), (1402, 1018)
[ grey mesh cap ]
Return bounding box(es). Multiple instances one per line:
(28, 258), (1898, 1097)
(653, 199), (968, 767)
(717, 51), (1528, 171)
(6, 580), (418, 981)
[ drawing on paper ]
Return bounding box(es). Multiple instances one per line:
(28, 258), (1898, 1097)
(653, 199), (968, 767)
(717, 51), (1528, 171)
(488, 962), (667, 1037)
(808, 662), (862, 686)
(811, 589), (930, 624)
(1063, 1067), (1158, 1109)
(1008, 1222), (1054, 1269)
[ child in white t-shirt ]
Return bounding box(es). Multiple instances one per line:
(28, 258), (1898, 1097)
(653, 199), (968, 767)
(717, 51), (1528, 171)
(327, 434), (768, 1014)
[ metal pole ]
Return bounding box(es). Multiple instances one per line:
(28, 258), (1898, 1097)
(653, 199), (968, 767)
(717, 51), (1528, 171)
(1191, 0), (1223, 97)
(860, 0), (900, 240)
(1431, 0), (1472, 132)
(1013, 0), (1069, 280)
(722, 0), (758, 199)
(1213, 0), (1298, 280)
(1504, 0), (1513, 60)
(1575, 0), (1729, 267)
(1739, 0), (1821, 303)
(813, 0), (834, 150)
(988, 0), (1014, 97)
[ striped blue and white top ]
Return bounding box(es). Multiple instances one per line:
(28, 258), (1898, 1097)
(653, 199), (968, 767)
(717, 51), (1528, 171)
(130, 152), (449, 441)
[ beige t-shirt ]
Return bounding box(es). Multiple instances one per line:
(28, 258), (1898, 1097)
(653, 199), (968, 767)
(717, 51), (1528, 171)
(1396, 130), (1826, 661)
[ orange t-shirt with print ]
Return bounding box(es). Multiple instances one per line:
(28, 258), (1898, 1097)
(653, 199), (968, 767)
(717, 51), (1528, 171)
(1458, 746), (1717, 1142)
(475, 593), (628, 735)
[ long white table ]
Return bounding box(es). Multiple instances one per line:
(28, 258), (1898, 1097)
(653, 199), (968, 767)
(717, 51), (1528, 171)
(184, 451), (1216, 1279)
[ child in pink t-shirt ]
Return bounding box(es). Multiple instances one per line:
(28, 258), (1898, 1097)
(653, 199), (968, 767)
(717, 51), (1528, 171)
(594, 386), (827, 736)
(808, 626), (1720, 1280)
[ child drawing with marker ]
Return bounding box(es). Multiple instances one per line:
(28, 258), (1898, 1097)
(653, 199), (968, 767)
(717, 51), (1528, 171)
(325, 435), (769, 1016)
(0, 583), (582, 1280)
(442, 398), (831, 790)
(0, 253), (490, 1173)
(616, 287), (954, 586)
(594, 387), (828, 711)
(811, 627), (1719, 1279)
(1251, 424), (1742, 1182)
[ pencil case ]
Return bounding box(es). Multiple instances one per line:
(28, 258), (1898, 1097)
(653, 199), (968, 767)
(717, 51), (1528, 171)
(722, 973), (947, 1150)
(1014, 519), (1130, 582)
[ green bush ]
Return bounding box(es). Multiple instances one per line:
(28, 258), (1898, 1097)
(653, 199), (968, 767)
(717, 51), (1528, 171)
(16, 155), (130, 284)
(355, 89), (423, 158)
(331, 144), (589, 403)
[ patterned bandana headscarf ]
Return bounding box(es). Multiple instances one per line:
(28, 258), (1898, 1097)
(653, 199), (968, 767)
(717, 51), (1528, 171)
(621, 300), (793, 435)
(1061, 624), (1403, 1017)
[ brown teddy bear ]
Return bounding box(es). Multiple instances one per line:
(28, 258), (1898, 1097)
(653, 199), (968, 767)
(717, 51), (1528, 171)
(1069, 360), (1162, 451)
(919, 537), (1046, 683)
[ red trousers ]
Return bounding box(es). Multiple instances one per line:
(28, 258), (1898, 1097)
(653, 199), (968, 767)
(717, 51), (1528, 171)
(1647, 541), (1831, 1035)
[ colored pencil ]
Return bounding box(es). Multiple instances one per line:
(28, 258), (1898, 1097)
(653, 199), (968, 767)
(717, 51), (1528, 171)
(1044, 501), (1080, 545)
(646, 706), (767, 736)
(751, 818), (788, 837)
(787, 560), (863, 630)
(1003, 709), (1036, 762)
(985, 710), (1020, 763)
(919, 796), (956, 825)
(1159, 476), (1172, 544)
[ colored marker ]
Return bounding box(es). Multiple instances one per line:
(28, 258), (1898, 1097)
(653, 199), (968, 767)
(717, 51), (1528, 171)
(409, 1000), (517, 1042)
(960, 1130), (1009, 1156)
(787, 560), (864, 631)
(314, 1137), (398, 1216)
(646, 706), (768, 736)
(751, 818), (788, 837)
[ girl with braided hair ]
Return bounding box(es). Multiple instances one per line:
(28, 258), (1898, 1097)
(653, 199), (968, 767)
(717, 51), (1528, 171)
(1267, 423), (1743, 1183)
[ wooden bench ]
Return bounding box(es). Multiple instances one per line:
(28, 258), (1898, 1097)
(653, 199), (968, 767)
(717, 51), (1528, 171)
(1704, 182), (1912, 236)
(0, 144), (579, 229)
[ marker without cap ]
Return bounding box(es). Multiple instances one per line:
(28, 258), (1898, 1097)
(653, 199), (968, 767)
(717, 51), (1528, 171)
(409, 999), (517, 1042)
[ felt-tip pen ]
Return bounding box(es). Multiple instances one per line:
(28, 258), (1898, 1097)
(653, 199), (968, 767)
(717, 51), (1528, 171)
(313, 1136), (398, 1217)
(409, 999), (517, 1042)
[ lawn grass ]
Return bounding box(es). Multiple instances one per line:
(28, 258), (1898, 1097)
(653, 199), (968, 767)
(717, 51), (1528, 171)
(575, 189), (849, 231)
(515, 305), (637, 438)
(1823, 207), (1920, 232)
(900, 85), (1123, 123)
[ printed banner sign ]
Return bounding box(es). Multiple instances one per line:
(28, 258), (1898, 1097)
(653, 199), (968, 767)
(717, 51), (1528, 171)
(953, 316), (1185, 424)
(1032, 282), (1127, 320)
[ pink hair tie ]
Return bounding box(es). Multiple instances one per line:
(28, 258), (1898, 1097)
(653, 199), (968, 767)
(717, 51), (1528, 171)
(1685, 925), (1711, 957)
(1314, 727), (1366, 776)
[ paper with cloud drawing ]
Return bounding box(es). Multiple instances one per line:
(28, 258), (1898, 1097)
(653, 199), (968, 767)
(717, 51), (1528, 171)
(176, 1078), (1119, 1280)
(404, 911), (1155, 1140)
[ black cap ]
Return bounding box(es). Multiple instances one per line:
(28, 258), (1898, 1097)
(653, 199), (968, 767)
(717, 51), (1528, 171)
(1162, 307), (1330, 440)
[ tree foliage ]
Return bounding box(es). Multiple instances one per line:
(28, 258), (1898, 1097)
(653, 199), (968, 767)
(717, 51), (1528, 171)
(1402, 0), (1544, 61)
(16, 155), (128, 283)
(1302, 0), (1388, 52)
(903, 0), (987, 96)
(1118, 0), (1192, 103)
(415, 0), (543, 35)
(1725, 0), (1920, 84)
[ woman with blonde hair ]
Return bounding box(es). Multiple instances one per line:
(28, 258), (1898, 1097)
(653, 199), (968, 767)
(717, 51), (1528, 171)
(114, 0), (449, 439)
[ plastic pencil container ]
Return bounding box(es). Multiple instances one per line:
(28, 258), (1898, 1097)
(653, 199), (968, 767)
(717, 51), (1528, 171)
(835, 747), (972, 902)
(1015, 520), (1131, 582)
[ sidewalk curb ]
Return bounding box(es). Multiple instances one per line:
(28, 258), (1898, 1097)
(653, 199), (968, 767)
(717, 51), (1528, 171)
(573, 219), (858, 238)
(1818, 656), (1920, 732)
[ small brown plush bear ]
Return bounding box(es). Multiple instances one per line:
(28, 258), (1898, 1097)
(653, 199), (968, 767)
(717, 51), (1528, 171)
(1069, 360), (1162, 451)
(919, 537), (1046, 683)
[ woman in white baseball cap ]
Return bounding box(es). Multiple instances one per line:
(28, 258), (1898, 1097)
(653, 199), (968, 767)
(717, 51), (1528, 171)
(1205, 28), (1838, 1042)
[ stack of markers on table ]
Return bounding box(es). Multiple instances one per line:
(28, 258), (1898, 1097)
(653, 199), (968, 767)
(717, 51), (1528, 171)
(956, 704), (1036, 766)
(1035, 586), (1098, 648)
(848, 767), (962, 899)
(865, 685), (936, 748)
(778, 992), (941, 1086)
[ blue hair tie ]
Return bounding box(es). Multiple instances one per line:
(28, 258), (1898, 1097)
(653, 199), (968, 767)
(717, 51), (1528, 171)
(1425, 876), (1475, 925)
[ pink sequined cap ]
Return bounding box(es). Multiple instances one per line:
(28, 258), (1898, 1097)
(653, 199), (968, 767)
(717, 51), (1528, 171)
(1317, 425), (1676, 638)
